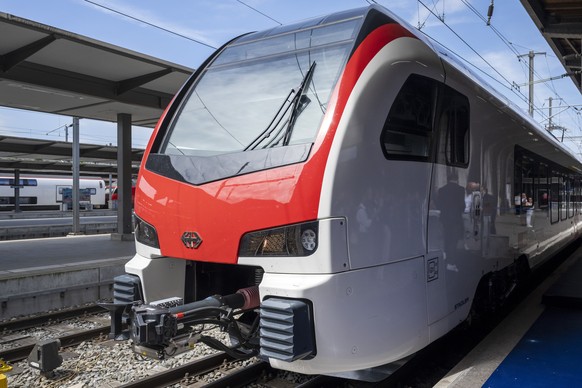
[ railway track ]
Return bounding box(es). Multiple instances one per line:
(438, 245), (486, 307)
(0, 305), (110, 363)
(0, 299), (529, 387)
(0, 326), (110, 363)
(0, 306), (281, 387)
(0, 304), (104, 332)
(1, 244), (575, 387)
(118, 352), (233, 388)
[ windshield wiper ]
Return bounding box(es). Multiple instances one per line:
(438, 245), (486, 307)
(244, 61), (316, 151)
(283, 61), (315, 145)
(282, 61), (316, 146)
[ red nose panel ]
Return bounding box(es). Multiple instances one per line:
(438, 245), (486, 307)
(135, 24), (415, 264)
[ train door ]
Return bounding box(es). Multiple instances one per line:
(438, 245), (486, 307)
(372, 73), (438, 267)
(428, 79), (474, 322)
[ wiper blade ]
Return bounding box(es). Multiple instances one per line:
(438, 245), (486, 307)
(244, 61), (316, 151)
(244, 89), (295, 151)
(282, 61), (316, 146)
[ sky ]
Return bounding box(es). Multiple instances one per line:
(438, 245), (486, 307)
(1, 0), (581, 154)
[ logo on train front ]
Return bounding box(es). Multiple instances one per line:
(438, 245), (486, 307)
(181, 231), (202, 249)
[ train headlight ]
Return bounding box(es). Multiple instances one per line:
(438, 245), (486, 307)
(301, 228), (317, 251)
(239, 221), (318, 257)
(135, 215), (160, 248)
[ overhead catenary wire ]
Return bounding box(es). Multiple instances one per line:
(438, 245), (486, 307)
(236, 0), (282, 25)
(417, 0), (444, 30)
(416, 1), (536, 111)
(83, 0), (217, 49)
(416, 0), (582, 146)
(459, 0), (581, 136)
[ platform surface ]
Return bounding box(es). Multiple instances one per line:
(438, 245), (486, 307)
(542, 252), (582, 308)
(484, 254), (582, 386)
(435, 245), (582, 387)
(484, 306), (582, 387)
(0, 234), (135, 277)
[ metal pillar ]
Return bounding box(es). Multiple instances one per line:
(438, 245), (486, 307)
(13, 169), (21, 213)
(518, 50), (545, 117)
(108, 172), (113, 209)
(548, 97), (553, 130)
(115, 113), (133, 240)
(72, 117), (81, 234)
(528, 51), (534, 117)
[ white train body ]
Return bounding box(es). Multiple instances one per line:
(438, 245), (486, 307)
(0, 175), (107, 210)
(121, 5), (582, 377)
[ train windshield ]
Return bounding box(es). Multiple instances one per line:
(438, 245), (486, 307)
(161, 18), (360, 158)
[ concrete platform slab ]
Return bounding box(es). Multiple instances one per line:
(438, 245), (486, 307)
(0, 234), (135, 319)
(0, 234), (135, 274)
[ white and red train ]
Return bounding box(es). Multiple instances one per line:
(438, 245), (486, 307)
(114, 5), (582, 379)
(0, 174), (107, 210)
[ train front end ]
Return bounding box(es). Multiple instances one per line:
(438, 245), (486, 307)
(119, 6), (426, 375)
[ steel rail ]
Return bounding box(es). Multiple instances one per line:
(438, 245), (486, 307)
(118, 352), (234, 388)
(202, 360), (273, 387)
(0, 304), (105, 332)
(0, 326), (110, 363)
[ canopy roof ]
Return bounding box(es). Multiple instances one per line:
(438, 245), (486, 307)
(0, 12), (194, 127)
(0, 135), (142, 175)
(521, 0), (582, 92)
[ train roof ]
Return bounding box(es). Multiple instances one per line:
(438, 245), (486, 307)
(233, 5), (581, 171)
(233, 7), (369, 44)
(378, 4), (582, 171)
(430, 37), (582, 171)
(376, 6), (582, 170)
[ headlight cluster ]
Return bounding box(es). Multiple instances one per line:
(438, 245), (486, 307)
(135, 215), (159, 248)
(239, 221), (318, 257)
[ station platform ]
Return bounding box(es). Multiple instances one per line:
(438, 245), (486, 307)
(0, 233), (135, 274)
(0, 234), (135, 319)
(435, 244), (582, 387)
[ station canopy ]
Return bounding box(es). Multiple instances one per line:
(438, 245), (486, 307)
(0, 135), (143, 176)
(521, 0), (582, 92)
(0, 12), (195, 175)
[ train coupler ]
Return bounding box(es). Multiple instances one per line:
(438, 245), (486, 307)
(129, 286), (260, 360)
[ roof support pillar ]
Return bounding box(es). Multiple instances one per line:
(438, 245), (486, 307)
(113, 113), (134, 240)
(13, 169), (21, 213)
(71, 117), (81, 234)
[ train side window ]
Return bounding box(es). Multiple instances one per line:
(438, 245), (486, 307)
(567, 176), (574, 219)
(518, 153), (536, 211)
(538, 162), (549, 213)
(560, 176), (570, 221)
(575, 178), (581, 215)
(0, 178), (38, 187)
(380, 74), (436, 161)
(550, 171), (562, 224)
(437, 86), (470, 167)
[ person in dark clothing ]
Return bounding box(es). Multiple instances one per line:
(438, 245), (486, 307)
(482, 186), (497, 234)
(436, 174), (466, 254)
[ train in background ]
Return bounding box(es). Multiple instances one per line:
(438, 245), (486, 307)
(0, 174), (107, 210)
(107, 4), (582, 380)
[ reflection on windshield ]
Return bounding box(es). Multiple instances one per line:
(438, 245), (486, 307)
(162, 19), (359, 157)
(245, 61), (317, 151)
